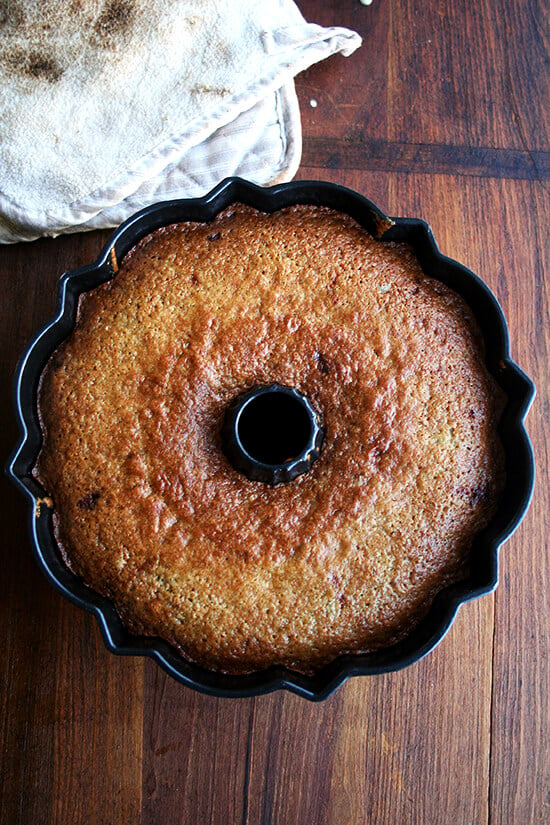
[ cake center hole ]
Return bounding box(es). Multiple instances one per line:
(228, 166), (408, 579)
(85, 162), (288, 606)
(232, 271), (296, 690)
(237, 390), (314, 466)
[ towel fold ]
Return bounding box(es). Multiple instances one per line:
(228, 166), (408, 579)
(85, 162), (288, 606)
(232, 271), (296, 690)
(0, 0), (361, 242)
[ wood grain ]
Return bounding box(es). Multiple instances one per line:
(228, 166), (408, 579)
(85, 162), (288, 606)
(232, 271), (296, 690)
(1, 0), (548, 823)
(487, 182), (549, 825)
(140, 666), (253, 824)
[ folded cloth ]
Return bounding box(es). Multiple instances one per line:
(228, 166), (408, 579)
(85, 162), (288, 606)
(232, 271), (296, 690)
(0, 0), (361, 243)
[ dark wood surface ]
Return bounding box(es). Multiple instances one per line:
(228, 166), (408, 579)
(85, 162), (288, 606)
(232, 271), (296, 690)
(1, 1), (548, 823)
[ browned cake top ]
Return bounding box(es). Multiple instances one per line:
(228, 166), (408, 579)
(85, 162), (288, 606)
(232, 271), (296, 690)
(36, 204), (505, 673)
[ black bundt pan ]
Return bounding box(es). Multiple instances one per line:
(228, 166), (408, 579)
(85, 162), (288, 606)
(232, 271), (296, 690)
(8, 178), (535, 700)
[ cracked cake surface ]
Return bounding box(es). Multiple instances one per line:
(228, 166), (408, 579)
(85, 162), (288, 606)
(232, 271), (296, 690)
(35, 204), (505, 673)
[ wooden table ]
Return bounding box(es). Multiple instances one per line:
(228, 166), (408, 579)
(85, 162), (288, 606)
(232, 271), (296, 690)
(1, 1), (548, 822)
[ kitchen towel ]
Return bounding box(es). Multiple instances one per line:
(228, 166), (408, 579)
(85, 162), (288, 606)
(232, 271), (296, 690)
(0, 0), (361, 242)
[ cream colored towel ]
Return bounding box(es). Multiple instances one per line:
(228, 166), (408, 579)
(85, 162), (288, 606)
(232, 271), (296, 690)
(0, 0), (361, 242)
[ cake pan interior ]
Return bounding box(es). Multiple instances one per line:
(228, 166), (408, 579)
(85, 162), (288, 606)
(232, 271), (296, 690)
(9, 178), (535, 700)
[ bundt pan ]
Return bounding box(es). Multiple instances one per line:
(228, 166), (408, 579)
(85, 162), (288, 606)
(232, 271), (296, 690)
(9, 178), (535, 700)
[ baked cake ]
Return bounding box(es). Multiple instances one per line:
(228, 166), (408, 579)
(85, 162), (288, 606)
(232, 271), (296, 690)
(35, 204), (505, 673)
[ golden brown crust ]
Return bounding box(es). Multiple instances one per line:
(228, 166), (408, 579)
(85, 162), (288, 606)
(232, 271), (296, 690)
(36, 204), (505, 673)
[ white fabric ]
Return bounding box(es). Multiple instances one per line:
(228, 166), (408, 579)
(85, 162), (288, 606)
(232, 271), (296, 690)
(0, 0), (361, 243)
